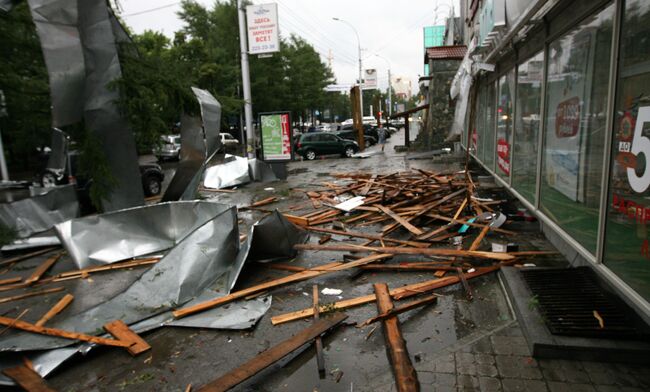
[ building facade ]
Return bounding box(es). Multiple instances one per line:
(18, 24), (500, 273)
(452, 0), (650, 322)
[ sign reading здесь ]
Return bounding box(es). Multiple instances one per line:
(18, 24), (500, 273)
(246, 3), (280, 55)
(260, 112), (292, 161)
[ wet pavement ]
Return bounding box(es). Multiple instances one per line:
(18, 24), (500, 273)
(2, 129), (650, 391)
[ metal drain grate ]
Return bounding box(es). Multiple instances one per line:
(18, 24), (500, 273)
(521, 267), (641, 339)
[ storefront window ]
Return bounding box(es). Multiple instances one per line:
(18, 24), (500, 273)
(484, 82), (497, 170)
(604, 0), (650, 301)
(496, 70), (515, 181)
(540, 3), (615, 253)
(475, 85), (486, 162)
(512, 52), (544, 203)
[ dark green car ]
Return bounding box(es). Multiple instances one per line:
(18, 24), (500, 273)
(296, 132), (359, 160)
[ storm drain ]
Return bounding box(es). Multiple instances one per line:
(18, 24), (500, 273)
(521, 267), (642, 339)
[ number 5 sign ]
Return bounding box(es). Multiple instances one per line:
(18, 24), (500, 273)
(627, 106), (650, 193)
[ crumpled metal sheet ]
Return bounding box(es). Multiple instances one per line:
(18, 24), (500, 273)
(1, 203), (242, 351)
(247, 210), (308, 262)
(248, 158), (278, 182)
(0, 185), (78, 238)
(163, 88), (223, 201)
(0, 205), (304, 354)
(45, 128), (68, 177)
(162, 114), (205, 202)
(0, 295), (271, 386)
(55, 201), (231, 268)
(78, 0), (144, 211)
(191, 87), (222, 156)
(27, 0), (85, 127)
(203, 154), (251, 189)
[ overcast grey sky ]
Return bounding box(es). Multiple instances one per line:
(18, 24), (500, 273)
(118, 0), (458, 94)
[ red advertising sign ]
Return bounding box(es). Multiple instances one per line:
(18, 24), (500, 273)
(497, 138), (510, 175)
(555, 97), (581, 137)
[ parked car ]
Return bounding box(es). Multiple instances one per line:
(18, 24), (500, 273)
(334, 130), (377, 146)
(153, 134), (181, 161)
(40, 150), (165, 197)
(339, 123), (391, 141)
(220, 133), (239, 147)
(295, 132), (358, 160)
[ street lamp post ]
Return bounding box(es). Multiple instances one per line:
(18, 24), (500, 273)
(375, 54), (392, 118)
(332, 17), (363, 117)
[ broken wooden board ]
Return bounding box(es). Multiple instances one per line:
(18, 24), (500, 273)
(173, 254), (392, 319)
(0, 247), (59, 268)
(312, 284), (325, 376)
(0, 287), (65, 305)
(374, 283), (419, 392)
(0, 316), (130, 347)
(358, 293), (439, 327)
(282, 214), (309, 227)
(376, 205), (424, 236)
(103, 320), (151, 356)
(35, 294), (74, 327)
(2, 365), (56, 392)
(294, 243), (515, 261)
(197, 313), (348, 392)
(271, 264), (506, 325)
(24, 253), (62, 284)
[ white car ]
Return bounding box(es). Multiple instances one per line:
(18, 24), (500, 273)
(220, 133), (239, 147)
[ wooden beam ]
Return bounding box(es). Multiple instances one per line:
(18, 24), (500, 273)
(376, 205), (424, 236)
(0, 316), (131, 347)
(294, 243), (515, 261)
(173, 254), (392, 319)
(0, 277), (21, 285)
(2, 365), (56, 392)
(24, 253), (62, 284)
(103, 320), (151, 356)
(0, 287), (65, 305)
(0, 247), (59, 267)
(35, 294), (74, 327)
(357, 293), (439, 327)
(197, 313), (348, 392)
(374, 283), (419, 392)
(306, 227), (430, 248)
(282, 214), (309, 227)
(312, 284), (325, 376)
(271, 264), (505, 325)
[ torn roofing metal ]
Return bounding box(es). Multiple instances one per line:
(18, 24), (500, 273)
(78, 0), (144, 211)
(0, 185), (79, 238)
(191, 87), (222, 156)
(27, 0), (85, 127)
(0, 296), (272, 386)
(247, 210), (308, 262)
(162, 114), (205, 202)
(163, 89), (223, 201)
(0, 205), (303, 353)
(1, 203), (242, 351)
(55, 201), (231, 268)
(0, 0), (13, 11)
(203, 154), (251, 189)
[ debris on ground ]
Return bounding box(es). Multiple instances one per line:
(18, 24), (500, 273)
(0, 167), (558, 390)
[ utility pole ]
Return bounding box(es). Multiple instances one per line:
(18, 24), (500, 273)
(237, 0), (255, 158)
(387, 68), (392, 117)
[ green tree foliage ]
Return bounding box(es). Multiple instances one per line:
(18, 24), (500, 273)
(0, 3), (51, 171)
(1, 0), (339, 178)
